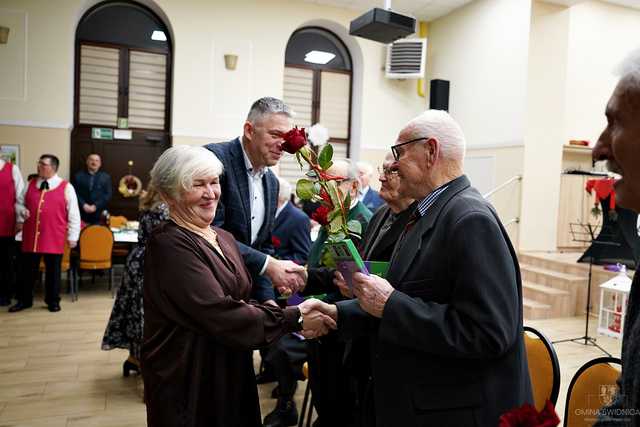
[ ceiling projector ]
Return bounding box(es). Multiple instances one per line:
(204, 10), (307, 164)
(349, 7), (416, 44)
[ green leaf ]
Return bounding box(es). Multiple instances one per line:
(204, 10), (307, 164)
(347, 220), (362, 235)
(327, 232), (346, 243)
(329, 214), (344, 234)
(325, 180), (342, 208)
(318, 144), (333, 170)
(306, 170), (318, 178)
(296, 179), (315, 201)
(327, 207), (342, 222)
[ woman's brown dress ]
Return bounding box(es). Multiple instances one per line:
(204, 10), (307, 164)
(142, 221), (300, 427)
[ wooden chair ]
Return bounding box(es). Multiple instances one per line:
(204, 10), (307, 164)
(39, 242), (75, 299)
(564, 357), (622, 427)
(73, 225), (114, 299)
(109, 215), (128, 228)
(523, 325), (561, 410)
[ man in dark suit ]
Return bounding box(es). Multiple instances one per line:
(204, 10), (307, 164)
(272, 177), (311, 264)
(357, 161), (384, 212)
(73, 153), (112, 224)
(303, 110), (532, 427)
(204, 97), (305, 304)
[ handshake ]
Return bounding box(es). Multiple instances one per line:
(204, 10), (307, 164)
(265, 258), (308, 297)
(297, 298), (338, 339)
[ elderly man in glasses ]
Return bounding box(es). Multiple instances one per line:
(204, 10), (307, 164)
(304, 110), (532, 427)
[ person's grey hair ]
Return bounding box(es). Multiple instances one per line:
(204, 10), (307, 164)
(246, 97), (293, 124)
(277, 177), (292, 201)
(615, 47), (640, 86)
(331, 159), (359, 182)
(403, 110), (466, 162)
(150, 145), (224, 202)
(356, 161), (374, 176)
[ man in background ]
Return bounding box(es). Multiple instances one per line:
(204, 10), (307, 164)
(74, 153), (112, 224)
(11, 154), (80, 313)
(204, 97), (305, 304)
(357, 161), (384, 212)
(0, 157), (25, 306)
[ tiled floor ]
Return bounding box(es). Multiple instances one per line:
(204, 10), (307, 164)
(0, 282), (623, 426)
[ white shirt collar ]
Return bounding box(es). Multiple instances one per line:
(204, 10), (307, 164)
(276, 200), (288, 219)
(240, 139), (266, 179)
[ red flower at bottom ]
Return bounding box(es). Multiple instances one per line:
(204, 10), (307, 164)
(499, 400), (560, 427)
(311, 206), (330, 226)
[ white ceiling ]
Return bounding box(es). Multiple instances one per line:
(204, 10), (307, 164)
(302, 0), (640, 21)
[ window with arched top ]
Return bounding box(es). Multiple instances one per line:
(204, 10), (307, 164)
(280, 27), (353, 185)
(71, 0), (172, 219)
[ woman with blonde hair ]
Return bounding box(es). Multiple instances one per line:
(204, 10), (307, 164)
(102, 184), (169, 376)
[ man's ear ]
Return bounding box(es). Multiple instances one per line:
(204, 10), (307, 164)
(243, 121), (254, 142)
(426, 138), (439, 167)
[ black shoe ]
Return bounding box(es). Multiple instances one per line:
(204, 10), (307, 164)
(0, 297), (10, 306)
(263, 398), (298, 427)
(8, 302), (32, 312)
(256, 370), (277, 384)
(123, 359), (140, 377)
(48, 304), (61, 312)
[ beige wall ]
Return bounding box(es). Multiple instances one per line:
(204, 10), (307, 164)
(426, 0), (532, 148)
(520, 0), (640, 251)
(466, 145), (525, 246)
(520, 1), (571, 252)
(0, 0), (425, 181)
(0, 125), (71, 179)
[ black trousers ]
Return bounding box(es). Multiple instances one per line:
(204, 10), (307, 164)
(0, 237), (18, 300)
(263, 333), (308, 398)
(19, 253), (62, 306)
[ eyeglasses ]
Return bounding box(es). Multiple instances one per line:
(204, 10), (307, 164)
(377, 166), (399, 179)
(391, 137), (430, 161)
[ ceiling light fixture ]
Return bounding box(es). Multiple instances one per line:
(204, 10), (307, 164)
(304, 50), (336, 65)
(151, 30), (167, 41)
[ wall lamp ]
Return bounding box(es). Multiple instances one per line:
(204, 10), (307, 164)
(0, 27), (9, 44)
(224, 54), (238, 71)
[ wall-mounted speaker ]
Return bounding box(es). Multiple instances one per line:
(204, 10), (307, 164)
(430, 79), (450, 112)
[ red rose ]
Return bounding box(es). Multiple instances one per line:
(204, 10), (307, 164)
(271, 236), (281, 248)
(498, 400), (559, 427)
(282, 127), (307, 154)
(311, 206), (330, 226)
(319, 188), (332, 206)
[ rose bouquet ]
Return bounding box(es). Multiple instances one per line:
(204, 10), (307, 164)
(281, 127), (362, 243)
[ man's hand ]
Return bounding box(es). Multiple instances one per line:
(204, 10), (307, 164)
(68, 240), (77, 249)
(352, 272), (394, 318)
(333, 271), (353, 298)
(265, 258), (306, 296)
(83, 204), (97, 213)
(298, 298), (338, 338)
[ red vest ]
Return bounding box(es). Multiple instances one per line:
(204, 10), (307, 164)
(0, 162), (16, 237)
(22, 179), (68, 254)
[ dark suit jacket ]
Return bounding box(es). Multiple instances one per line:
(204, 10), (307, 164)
(272, 202), (311, 265)
(361, 202), (416, 261)
(73, 170), (112, 224)
(204, 138), (279, 302)
(361, 187), (384, 212)
(337, 175), (532, 427)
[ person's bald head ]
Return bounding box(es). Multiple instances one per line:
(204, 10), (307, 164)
(327, 159), (360, 202)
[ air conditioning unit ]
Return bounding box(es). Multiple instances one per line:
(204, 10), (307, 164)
(385, 38), (426, 79)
